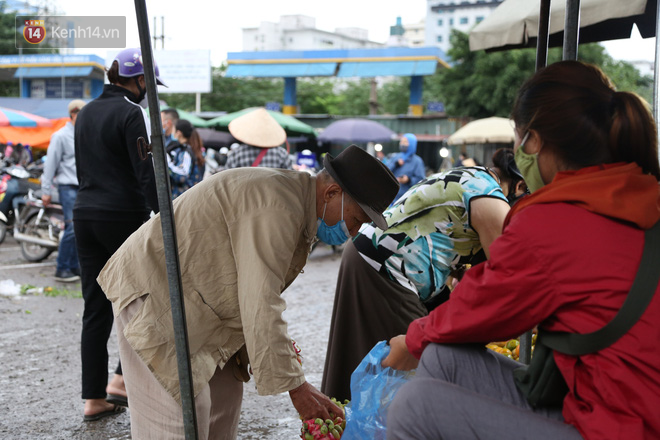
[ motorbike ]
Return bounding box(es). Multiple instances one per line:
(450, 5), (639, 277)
(13, 188), (64, 262)
(0, 163), (41, 244)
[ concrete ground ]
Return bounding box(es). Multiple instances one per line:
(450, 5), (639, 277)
(0, 236), (343, 439)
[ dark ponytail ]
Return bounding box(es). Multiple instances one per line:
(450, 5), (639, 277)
(609, 91), (660, 179)
(512, 60), (660, 181)
(491, 147), (521, 183)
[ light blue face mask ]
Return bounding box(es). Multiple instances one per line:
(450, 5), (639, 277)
(316, 193), (351, 245)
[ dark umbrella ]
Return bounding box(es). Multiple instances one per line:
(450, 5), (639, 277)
(197, 128), (237, 150)
(317, 118), (397, 143)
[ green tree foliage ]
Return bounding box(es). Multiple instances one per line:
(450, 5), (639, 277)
(0, 1), (19, 55)
(379, 77), (411, 115)
(0, 1), (20, 95)
(164, 64), (283, 112)
(296, 77), (343, 114)
(428, 30), (654, 119)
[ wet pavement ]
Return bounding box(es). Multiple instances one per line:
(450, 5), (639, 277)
(0, 237), (343, 439)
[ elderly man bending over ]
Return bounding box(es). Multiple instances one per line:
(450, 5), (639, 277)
(97, 145), (399, 439)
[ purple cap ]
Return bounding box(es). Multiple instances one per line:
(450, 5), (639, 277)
(113, 48), (167, 87)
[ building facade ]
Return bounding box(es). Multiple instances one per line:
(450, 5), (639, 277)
(242, 15), (383, 52)
(425, 0), (503, 53)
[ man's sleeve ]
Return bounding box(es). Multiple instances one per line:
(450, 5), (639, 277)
(228, 207), (306, 396)
(41, 133), (62, 195)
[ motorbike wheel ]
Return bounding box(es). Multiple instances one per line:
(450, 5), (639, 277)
(0, 222), (6, 244)
(19, 212), (55, 262)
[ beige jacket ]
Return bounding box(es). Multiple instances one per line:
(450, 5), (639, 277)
(97, 168), (317, 402)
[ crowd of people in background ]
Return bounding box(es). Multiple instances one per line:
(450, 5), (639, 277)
(3, 47), (658, 440)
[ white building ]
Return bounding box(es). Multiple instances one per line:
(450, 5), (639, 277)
(629, 60), (654, 78)
(242, 15), (384, 52)
(425, 0), (504, 53)
(404, 20), (426, 47)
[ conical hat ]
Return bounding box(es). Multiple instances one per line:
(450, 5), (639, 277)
(228, 108), (286, 148)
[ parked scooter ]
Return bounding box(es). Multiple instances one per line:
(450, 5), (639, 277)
(13, 188), (64, 262)
(0, 163), (41, 244)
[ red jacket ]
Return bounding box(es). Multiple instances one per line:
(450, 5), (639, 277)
(407, 164), (660, 440)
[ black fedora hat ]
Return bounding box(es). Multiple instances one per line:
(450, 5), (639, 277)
(323, 145), (399, 230)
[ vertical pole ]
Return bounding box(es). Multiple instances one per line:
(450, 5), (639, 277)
(563, 0), (581, 60)
(283, 77), (297, 115)
(162, 16), (165, 49)
(134, 1), (199, 439)
(18, 48), (23, 98)
(535, 0), (552, 71)
(409, 75), (423, 116)
(520, 0), (553, 367)
(653, 0), (660, 163)
(369, 78), (378, 115)
(196, 92), (201, 113)
(61, 55), (66, 99)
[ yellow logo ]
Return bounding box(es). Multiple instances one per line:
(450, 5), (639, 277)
(23, 19), (46, 44)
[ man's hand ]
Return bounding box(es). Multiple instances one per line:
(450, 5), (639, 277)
(382, 335), (419, 371)
(289, 381), (343, 421)
(397, 175), (409, 184)
(42, 195), (51, 207)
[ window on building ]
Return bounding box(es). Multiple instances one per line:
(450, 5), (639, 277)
(438, 19), (443, 26)
(449, 18), (454, 26)
(460, 17), (468, 25)
(437, 35), (443, 42)
(476, 16), (484, 23)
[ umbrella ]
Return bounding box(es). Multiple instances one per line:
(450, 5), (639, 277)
(197, 128), (236, 149)
(205, 107), (316, 137)
(469, 0), (655, 52)
(447, 117), (515, 145)
(0, 107), (52, 127)
(317, 118), (397, 143)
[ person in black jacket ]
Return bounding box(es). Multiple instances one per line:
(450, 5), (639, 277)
(73, 47), (165, 422)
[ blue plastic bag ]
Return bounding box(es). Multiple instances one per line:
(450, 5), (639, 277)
(342, 341), (415, 440)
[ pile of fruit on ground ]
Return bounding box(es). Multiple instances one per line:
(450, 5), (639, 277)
(300, 398), (349, 440)
(486, 332), (537, 361)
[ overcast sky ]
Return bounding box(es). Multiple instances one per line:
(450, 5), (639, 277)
(54, 0), (656, 65)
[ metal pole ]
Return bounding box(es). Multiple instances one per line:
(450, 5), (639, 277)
(563, 0), (581, 60)
(519, 0), (554, 366)
(134, 1), (199, 438)
(653, 0), (660, 162)
(18, 48), (23, 98)
(517, 0), (553, 367)
(535, 0), (552, 71)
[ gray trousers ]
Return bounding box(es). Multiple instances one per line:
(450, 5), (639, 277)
(387, 344), (584, 440)
(116, 296), (244, 440)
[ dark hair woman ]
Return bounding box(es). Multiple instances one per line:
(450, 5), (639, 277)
(166, 119), (205, 198)
(384, 61), (660, 440)
(321, 148), (527, 402)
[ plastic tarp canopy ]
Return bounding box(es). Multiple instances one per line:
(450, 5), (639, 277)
(469, 0), (654, 52)
(0, 117), (69, 149)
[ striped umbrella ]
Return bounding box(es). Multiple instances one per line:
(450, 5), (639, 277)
(0, 107), (52, 127)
